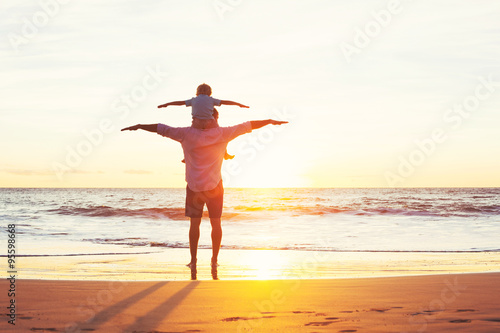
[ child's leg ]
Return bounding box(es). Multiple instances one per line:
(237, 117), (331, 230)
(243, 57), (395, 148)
(212, 110), (234, 160)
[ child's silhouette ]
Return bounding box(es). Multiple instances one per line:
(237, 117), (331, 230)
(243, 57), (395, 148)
(158, 83), (249, 162)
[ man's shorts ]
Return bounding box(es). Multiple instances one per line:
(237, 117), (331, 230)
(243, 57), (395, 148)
(185, 181), (224, 218)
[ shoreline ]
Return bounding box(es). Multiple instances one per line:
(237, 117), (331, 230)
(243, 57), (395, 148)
(12, 248), (500, 281)
(9, 270), (500, 282)
(3, 272), (500, 332)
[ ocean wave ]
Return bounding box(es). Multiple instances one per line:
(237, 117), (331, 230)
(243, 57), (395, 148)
(48, 205), (245, 220)
(82, 238), (500, 253)
(44, 201), (500, 220)
(48, 205), (188, 220)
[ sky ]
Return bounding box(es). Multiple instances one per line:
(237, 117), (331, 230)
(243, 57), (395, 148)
(1, 0), (500, 188)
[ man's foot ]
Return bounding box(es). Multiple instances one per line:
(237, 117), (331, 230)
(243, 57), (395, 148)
(211, 265), (219, 280)
(210, 259), (219, 268)
(223, 153), (235, 160)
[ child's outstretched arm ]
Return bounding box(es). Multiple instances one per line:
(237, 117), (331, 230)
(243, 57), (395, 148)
(158, 101), (185, 108)
(220, 100), (250, 108)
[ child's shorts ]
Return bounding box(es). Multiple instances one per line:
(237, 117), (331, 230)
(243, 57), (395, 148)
(185, 181), (224, 218)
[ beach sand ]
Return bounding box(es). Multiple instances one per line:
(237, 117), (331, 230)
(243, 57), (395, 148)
(3, 273), (500, 332)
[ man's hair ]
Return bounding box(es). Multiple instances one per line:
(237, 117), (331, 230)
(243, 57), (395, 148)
(196, 83), (212, 96)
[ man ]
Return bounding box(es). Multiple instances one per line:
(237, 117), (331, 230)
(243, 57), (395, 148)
(121, 119), (287, 273)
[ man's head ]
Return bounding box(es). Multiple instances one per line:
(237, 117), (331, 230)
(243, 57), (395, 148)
(196, 83), (212, 96)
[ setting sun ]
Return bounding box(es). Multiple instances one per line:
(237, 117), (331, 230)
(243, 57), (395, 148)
(241, 250), (289, 280)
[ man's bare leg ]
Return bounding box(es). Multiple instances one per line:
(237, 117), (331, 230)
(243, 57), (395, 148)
(188, 217), (202, 267)
(210, 218), (222, 265)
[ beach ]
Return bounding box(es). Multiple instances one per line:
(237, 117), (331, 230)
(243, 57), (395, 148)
(2, 188), (500, 331)
(3, 273), (500, 332)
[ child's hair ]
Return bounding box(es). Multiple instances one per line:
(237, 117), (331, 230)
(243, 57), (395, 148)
(196, 83), (212, 96)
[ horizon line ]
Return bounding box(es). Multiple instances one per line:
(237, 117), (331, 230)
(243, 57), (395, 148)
(1, 186), (499, 189)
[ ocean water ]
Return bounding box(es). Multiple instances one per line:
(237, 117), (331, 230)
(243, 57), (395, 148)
(1, 187), (499, 256)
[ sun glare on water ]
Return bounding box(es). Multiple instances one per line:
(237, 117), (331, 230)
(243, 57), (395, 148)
(242, 250), (289, 280)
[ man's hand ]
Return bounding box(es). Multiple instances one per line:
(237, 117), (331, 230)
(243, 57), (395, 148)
(270, 120), (288, 125)
(239, 103), (250, 108)
(121, 125), (141, 131)
(121, 124), (158, 132)
(158, 103), (168, 108)
(250, 119), (289, 130)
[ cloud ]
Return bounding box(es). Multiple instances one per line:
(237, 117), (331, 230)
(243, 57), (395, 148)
(123, 169), (153, 175)
(2, 169), (54, 176)
(2, 169), (104, 176)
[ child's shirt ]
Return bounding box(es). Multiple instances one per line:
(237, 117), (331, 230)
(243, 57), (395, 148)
(185, 94), (222, 120)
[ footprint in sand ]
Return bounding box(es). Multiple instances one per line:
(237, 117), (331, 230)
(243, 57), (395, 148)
(482, 318), (500, 322)
(305, 321), (335, 326)
(411, 310), (443, 316)
(221, 315), (275, 322)
(450, 319), (472, 323)
(423, 310), (443, 314)
(456, 309), (476, 312)
(30, 329), (57, 332)
(339, 330), (357, 333)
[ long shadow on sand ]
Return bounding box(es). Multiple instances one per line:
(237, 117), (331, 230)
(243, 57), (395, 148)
(78, 281), (169, 331)
(124, 281), (200, 332)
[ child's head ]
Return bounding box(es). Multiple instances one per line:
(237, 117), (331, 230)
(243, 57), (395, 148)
(196, 83), (212, 96)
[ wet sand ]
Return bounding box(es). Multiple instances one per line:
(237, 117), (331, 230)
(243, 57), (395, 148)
(14, 248), (500, 281)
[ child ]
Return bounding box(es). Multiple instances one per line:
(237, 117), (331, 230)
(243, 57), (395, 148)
(158, 83), (249, 160)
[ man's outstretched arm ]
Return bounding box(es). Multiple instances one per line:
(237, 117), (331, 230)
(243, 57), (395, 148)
(220, 100), (250, 108)
(121, 124), (158, 132)
(158, 101), (185, 108)
(250, 120), (288, 130)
